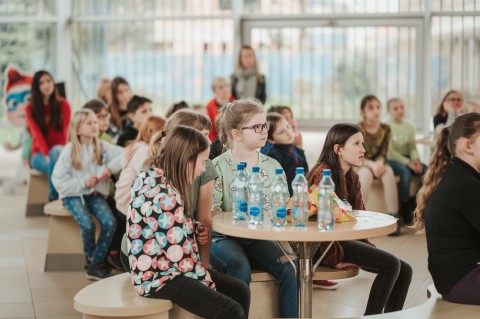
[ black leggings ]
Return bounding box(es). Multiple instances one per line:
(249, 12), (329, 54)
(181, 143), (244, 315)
(316, 240), (412, 315)
(151, 270), (250, 319)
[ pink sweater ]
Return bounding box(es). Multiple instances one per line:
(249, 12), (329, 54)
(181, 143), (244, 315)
(115, 142), (148, 216)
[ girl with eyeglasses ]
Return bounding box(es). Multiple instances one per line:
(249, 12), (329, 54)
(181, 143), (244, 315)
(83, 99), (113, 144)
(434, 90), (465, 136)
(210, 98), (297, 318)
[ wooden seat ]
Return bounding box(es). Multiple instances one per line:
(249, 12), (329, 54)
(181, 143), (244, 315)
(25, 169), (49, 217)
(74, 273), (173, 319)
(361, 284), (480, 318)
(44, 200), (100, 271)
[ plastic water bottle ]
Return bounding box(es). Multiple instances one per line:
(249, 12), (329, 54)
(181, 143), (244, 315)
(270, 168), (288, 228)
(232, 163), (248, 220)
(342, 199), (352, 214)
(248, 166), (264, 225)
(318, 169), (335, 231)
(291, 167), (308, 227)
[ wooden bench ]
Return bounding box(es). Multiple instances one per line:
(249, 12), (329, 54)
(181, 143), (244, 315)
(74, 268), (358, 319)
(25, 169), (49, 217)
(44, 199), (100, 271)
(361, 284), (479, 319)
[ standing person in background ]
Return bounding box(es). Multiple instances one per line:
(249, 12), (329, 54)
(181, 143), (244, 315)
(433, 90), (464, 136)
(205, 77), (235, 142)
(96, 79), (112, 105)
(52, 109), (123, 280)
(108, 76), (132, 138)
(116, 95), (152, 147)
(83, 99), (113, 144)
(357, 95), (400, 235)
(386, 98), (427, 224)
(26, 70), (71, 201)
(415, 112), (480, 305)
(231, 45), (266, 104)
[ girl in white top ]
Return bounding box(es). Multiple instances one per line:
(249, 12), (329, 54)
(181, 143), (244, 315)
(114, 115), (166, 215)
(52, 109), (123, 280)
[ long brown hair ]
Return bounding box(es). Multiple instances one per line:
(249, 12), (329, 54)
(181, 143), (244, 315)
(30, 70), (62, 136)
(307, 123), (363, 208)
(124, 115), (166, 165)
(435, 90), (462, 117)
(237, 45), (264, 83)
(414, 112), (480, 231)
(109, 76), (130, 130)
(216, 98), (264, 148)
(143, 126), (210, 213)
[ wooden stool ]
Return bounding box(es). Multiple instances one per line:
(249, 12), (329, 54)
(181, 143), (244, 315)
(25, 169), (49, 217)
(74, 273), (173, 319)
(44, 200), (100, 271)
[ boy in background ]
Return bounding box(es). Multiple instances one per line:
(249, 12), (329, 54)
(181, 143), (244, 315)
(116, 95), (152, 147)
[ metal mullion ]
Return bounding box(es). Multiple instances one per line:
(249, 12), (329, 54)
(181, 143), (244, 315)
(461, 15), (464, 92)
(407, 26), (412, 112)
(449, 16), (453, 90)
(397, 27), (401, 97)
(386, 27), (390, 100)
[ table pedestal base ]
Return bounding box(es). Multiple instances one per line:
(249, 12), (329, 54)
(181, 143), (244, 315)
(297, 257), (313, 318)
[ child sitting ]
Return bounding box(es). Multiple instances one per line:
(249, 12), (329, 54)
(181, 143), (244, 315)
(265, 112), (308, 195)
(83, 99), (113, 143)
(268, 105), (303, 149)
(205, 77), (235, 142)
(52, 109), (124, 280)
(116, 95), (152, 147)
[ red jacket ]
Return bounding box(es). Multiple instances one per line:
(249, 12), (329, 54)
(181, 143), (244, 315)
(205, 97), (234, 142)
(26, 98), (71, 156)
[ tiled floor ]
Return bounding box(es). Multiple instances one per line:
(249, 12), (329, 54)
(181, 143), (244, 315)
(0, 147), (433, 319)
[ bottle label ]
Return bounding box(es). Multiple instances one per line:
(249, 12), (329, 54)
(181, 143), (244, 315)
(249, 206), (260, 217)
(239, 201), (248, 213)
(276, 208), (287, 219)
(292, 207), (301, 217)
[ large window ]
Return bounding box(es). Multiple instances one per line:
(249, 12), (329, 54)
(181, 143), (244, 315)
(0, 0), (479, 134)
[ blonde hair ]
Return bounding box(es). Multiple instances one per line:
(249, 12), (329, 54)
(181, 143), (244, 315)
(96, 79), (111, 104)
(124, 115), (166, 165)
(143, 126), (210, 213)
(211, 77), (229, 91)
(216, 98), (265, 148)
(414, 112), (480, 231)
(69, 109), (103, 170)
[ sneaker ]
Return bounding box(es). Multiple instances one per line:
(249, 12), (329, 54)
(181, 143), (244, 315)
(86, 263), (112, 281)
(107, 252), (125, 272)
(313, 280), (340, 290)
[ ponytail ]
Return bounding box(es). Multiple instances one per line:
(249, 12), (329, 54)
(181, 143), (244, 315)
(414, 127), (451, 231)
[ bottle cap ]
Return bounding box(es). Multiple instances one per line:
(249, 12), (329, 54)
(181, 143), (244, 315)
(240, 162), (247, 169)
(252, 166), (260, 173)
(275, 168), (283, 175)
(295, 167), (304, 174)
(237, 164), (244, 170)
(322, 169), (331, 176)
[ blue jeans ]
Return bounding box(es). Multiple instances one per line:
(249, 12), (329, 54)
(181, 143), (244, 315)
(210, 237), (297, 318)
(31, 145), (63, 200)
(387, 160), (427, 202)
(63, 194), (117, 264)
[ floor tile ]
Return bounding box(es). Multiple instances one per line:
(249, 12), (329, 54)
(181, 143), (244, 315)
(0, 303), (35, 318)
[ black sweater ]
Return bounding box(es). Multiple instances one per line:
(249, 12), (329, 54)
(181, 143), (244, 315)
(267, 144), (309, 196)
(116, 125), (138, 147)
(424, 157), (480, 294)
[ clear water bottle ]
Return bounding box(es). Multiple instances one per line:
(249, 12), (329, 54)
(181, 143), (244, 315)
(270, 168), (288, 228)
(248, 166), (264, 225)
(318, 169), (335, 231)
(291, 167), (308, 227)
(232, 163), (248, 220)
(342, 199), (352, 213)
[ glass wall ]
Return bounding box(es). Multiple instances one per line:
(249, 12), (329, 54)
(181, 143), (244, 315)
(0, 0), (479, 132)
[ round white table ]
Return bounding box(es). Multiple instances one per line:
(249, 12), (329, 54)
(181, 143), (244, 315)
(212, 210), (397, 318)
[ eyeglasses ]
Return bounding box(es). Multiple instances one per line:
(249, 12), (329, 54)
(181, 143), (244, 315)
(448, 98), (463, 103)
(97, 113), (111, 120)
(241, 122), (270, 133)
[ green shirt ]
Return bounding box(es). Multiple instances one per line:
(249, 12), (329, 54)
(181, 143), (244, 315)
(212, 149), (282, 213)
(99, 131), (113, 144)
(357, 122), (391, 162)
(385, 119), (420, 165)
(189, 159), (218, 218)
